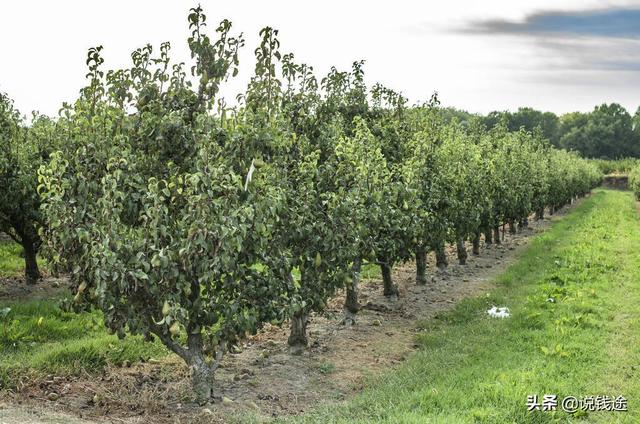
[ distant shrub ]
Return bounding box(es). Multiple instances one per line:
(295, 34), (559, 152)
(629, 165), (640, 199)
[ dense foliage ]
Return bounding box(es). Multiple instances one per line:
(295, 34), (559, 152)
(0, 7), (603, 401)
(591, 158), (639, 174)
(0, 94), (57, 283)
(630, 165), (640, 200)
(477, 104), (640, 159)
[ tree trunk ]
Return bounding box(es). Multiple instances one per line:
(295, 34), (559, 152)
(472, 232), (481, 255)
(189, 351), (215, 402)
(435, 243), (448, 269)
(536, 208), (544, 220)
(493, 226), (501, 245)
(380, 259), (399, 299)
(343, 258), (361, 326)
(23, 240), (41, 285)
(484, 228), (493, 244)
(288, 311), (308, 354)
(456, 237), (467, 265)
(152, 327), (220, 404)
(508, 220), (517, 234)
(549, 205), (555, 215)
(415, 246), (428, 285)
(183, 332), (219, 403)
(518, 217), (528, 232)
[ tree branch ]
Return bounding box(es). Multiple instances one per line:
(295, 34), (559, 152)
(150, 324), (187, 360)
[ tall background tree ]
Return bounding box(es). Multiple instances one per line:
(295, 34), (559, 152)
(559, 103), (638, 158)
(477, 104), (640, 159)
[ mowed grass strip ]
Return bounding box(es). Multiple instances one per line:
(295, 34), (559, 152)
(284, 189), (640, 423)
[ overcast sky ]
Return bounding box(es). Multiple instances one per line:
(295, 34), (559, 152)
(1, 0), (639, 117)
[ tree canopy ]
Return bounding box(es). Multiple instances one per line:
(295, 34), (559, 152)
(476, 103), (640, 159)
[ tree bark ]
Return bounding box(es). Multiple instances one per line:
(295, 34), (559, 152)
(152, 327), (219, 403)
(493, 226), (501, 245)
(518, 217), (528, 232)
(456, 237), (467, 265)
(472, 232), (481, 255)
(508, 220), (517, 234)
(484, 228), (493, 244)
(380, 258), (399, 299)
(189, 359), (213, 403)
(415, 246), (428, 285)
(288, 311), (308, 354)
(23, 239), (41, 285)
(343, 258), (361, 325)
(536, 208), (544, 220)
(188, 349), (214, 402)
(435, 243), (448, 269)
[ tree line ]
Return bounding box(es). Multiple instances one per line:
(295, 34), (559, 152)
(1, 8), (601, 400)
(444, 104), (640, 160)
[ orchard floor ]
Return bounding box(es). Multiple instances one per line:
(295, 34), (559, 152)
(0, 193), (610, 424)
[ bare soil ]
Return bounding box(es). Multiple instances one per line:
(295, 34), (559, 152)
(0, 206), (576, 424)
(0, 275), (67, 302)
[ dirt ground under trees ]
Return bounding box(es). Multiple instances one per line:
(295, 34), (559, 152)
(0, 206), (575, 424)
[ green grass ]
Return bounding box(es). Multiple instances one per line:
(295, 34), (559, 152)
(0, 240), (166, 388)
(284, 189), (640, 423)
(0, 240), (168, 388)
(0, 294), (168, 389)
(0, 240), (30, 278)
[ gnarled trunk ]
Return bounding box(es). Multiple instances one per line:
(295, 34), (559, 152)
(484, 228), (493, 244)
(343, 258), (361, 325)
(518, 217), (528, 232)
(153, 329), (220, 404)
(380, 258), (399, 299)
(23, 239), (41, 285)
(435, 243), (448, 269)
(456, 237), (467, 265)
(472, 232), (481, 255)
(288, 311), (308, 354)
(493, 226), (501, 245)
(415, 246), (428, 285)
(189, 350), (215, 402)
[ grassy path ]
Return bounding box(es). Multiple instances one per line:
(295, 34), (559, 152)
(286, 189), (640, 423)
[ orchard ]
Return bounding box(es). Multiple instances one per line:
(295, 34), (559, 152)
(1, 6), (602, 405)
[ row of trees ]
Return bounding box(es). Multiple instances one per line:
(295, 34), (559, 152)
(1, 8), (601, 400)
(591, 158), (639, 175)
(630, 165), (640, 200)
(445, 104), (640, 160)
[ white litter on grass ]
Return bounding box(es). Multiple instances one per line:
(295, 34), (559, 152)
(487, 306), (510, 318)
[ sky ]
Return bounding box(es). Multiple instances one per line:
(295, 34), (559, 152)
(1, 0), (639, 117)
